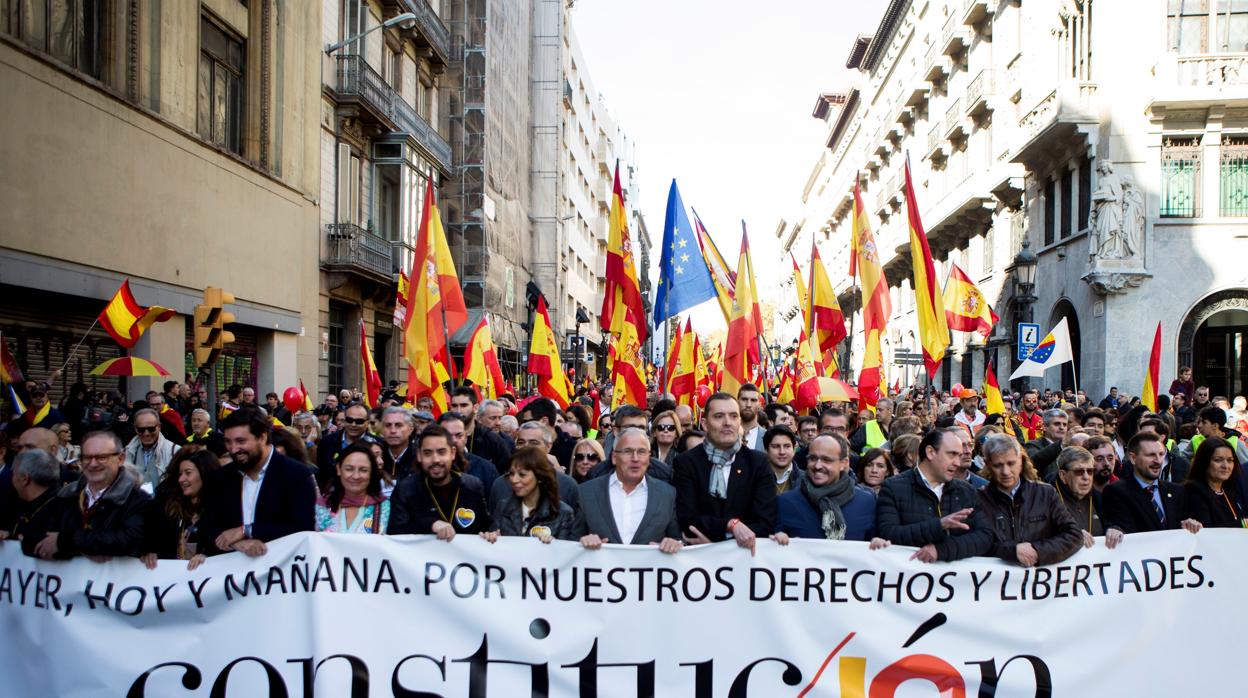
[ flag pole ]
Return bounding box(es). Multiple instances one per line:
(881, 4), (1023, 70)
(58, 317), (101, 375)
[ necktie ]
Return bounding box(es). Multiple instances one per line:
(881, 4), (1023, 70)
(1147, 484), (1166, 525)
(710, 463), (727, 499)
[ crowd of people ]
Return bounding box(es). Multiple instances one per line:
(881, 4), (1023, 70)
(1, 367), (1244, 571)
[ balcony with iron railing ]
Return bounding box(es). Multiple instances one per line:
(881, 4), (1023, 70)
(961, 0), (992, 27)
(941, 14), (969, 56)
(1012, 80), (1099, 164)
(967, 69), (995, 117)
(384, 0), (450, 65)
(323, 223), (396, 284)
(334, 55), (452, 171)
(945, 98), (965, 139)
(924, 42), (950, 82)
(928, 125), (948, 159)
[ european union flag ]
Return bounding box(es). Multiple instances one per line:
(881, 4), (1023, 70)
(653, 180), (718, 327)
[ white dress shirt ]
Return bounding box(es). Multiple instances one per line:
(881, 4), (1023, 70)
(241, 447), (274, 531)
(917, 464), (945, 500)
(608, 473), (649, 544)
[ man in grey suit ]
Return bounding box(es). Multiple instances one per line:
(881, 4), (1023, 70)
(576, 428), (682, 553)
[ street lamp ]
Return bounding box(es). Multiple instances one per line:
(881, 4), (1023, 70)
(574, 306), (590, 385)
(1009, 238), (1039, 391)
(325, 12), (417, 54)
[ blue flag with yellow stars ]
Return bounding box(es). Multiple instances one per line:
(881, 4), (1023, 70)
(653, 180), (718, 327)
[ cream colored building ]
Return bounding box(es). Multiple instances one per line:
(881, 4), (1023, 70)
(559, 18), (639, 378)
(319, 0), (451, 395)
(785, 0), (1248, 400)
(0, 0), (321, 401)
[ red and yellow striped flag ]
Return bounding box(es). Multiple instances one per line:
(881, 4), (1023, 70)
(527, 296), (570, 408)
(463, 316), (506, 401)
(98, 280), (175, 349)
(809, 241), (847, 367)
(904, 159), (949, 379)
(360, 319), (382, 408)
(601, 163), (647, 344)
(943, 262), (999, 338)
(404, 179), (467, 406)
(1142, 322), (1162, 413)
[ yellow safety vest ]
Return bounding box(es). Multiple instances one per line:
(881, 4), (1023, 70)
(862, 420), (886, 454)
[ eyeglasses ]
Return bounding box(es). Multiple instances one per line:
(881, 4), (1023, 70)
(808, 455), (844, 465)
(615, 448), (650, 459)
(81, 452), (120, 464)
(573, 453), (600, 462)
(343, 418), (368, 425)
(1064, 467), (1094, 476)
(135, 426), (159, 434)
(653, 424), (677, 433)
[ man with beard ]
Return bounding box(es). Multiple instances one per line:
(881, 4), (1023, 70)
(672, 392), (777, 555)
(1084, 436), (1119, 492)
(387, 424), (490, 539)
(1054, 446), (1119, 549)
(772, 433), (876, 543)
(199, 409), (316, 557)
(1103, 432), (1202, 535)
(438, 412), (501, 491)
(1016, 390), (1043, 442)
(450, 387), (512, 474)
(737, 384), (766, 451)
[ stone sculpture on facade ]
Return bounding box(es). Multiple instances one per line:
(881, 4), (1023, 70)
(1083, 159), (1150, 295)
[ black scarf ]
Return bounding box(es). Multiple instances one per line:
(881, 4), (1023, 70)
(799, 474), (855, 540)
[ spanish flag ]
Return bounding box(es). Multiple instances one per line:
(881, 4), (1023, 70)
(808, 241), (847, 367)
(984, 359), (1006, 415)
(527, 296), (570, 408)
(98, 280), (175, 349)
(0, 333), (23, 384)
(299, 379), (314, 411)
(694, 210), (737, 324)
(858, 328), (883, 411)
(1142, 322), (1162, 413)
(721, 230), (759, 395)
(610, 309), (647, 410)
(943, 262), (999, 338)
(404, 179), (468, 406)
(851, 182), (891, 332)
(601, 163), (648, 344)
(904, 159), (949, 379)
(791, 253), (809, 325)
(360, 319), (383, 408)
(463, 316), (506, 400)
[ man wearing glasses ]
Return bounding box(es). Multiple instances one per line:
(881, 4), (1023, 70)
(32, 430), (151, 560)
(587, 407), (673, 482)
(1054, 446), (1118, 549)
(124, 408), (181, 490)
(575, 427), (681, 551)
(316, 402), (370, 476)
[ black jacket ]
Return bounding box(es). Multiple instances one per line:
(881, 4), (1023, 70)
(1181, 480), (1246, 528)
(1101, 476), (1186, 533)
(388, 473), (490, 535)
(468, 425), (513, 475)
(142, 492), (201, 559)
(489, 493), (579, 540)
(382, 440), (419, 479)
(198, 449), (317, 555)
(875, 467), (993, 562)
(1024, 438), (1063, 479)
(48, 467), (152, 559)
(1054, 478), (1105, 536)
(8, 488), (59, 558)
(976, 480), (1083, 565)
(671, 444), (778, 539)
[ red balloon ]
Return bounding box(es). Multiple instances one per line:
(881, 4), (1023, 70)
(589, 389), (599, 399)
(282, 386), (305, 413)
(695, 385), (712, 408)
(951, 383), (965, 396)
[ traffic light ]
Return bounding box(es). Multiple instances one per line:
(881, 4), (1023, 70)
(193, 286), (236, 369)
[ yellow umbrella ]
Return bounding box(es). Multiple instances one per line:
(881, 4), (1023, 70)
(89, 356), (170, 377)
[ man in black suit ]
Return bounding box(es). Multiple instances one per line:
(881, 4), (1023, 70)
(672, 392), (777, 554)
(200, 408), (317, 557)
(576, 427), (681, 552)
(316, 402), (371, 476)
(1103, 431), (1203, 536)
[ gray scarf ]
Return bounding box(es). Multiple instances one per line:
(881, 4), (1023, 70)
(799, 474), (855, 540)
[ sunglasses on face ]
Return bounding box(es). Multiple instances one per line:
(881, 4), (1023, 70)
(343, 417), (368, 425)
(135, 426), (159, 433)
(573, 452), (600, 462)
(654, 424), (677, 433)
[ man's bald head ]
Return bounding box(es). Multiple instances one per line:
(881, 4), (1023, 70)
(17, 427), (58, 457)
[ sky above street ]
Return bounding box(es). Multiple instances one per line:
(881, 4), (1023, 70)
(571, 0), (879, 338)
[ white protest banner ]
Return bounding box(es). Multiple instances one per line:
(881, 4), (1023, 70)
(1, 530), (1244, 697)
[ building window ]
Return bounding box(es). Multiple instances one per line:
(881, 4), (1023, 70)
(1168, 0), (1248, 53)
(982, 226), (994, 273)
(3, 0), (106, 79)
(1060, 168), (1074, 239)
(1078, 158), (1092, 231)
(1044, 179), (1057, 246)
(1221, 135), (1248, 216)
(198, 17), (244, 155)
(1161, 136), (1202, 217)
(1059, 0), (1092, 80)
(328, 303), (347, 394)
